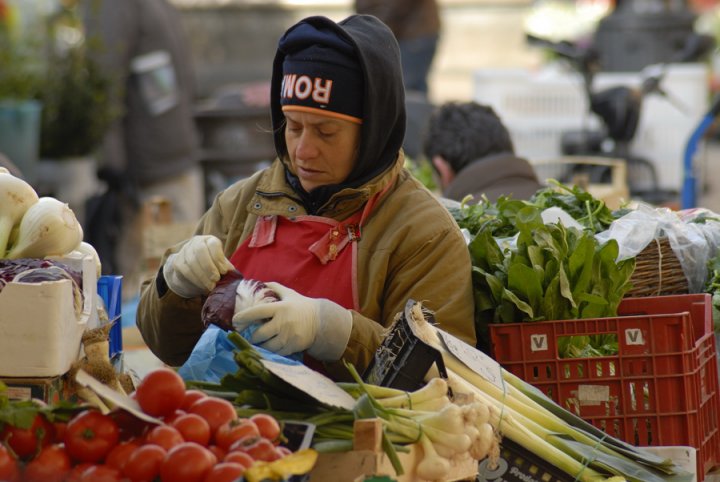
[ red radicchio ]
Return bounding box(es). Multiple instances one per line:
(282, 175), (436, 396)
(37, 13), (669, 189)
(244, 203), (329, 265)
(201, 270), (278, 331)
(0, 258), (84, 316)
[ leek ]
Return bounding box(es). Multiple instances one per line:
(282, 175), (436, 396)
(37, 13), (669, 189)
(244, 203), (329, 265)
(407, 301), (692, 482)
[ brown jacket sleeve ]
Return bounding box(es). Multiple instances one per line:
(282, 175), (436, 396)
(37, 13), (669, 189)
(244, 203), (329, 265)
(135, 175), (258, 366)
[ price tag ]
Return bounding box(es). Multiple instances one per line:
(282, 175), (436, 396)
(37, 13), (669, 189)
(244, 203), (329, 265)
(262, 360), (356, 410)
(578, 384), (610, 405)
(438, 331), (504, 391)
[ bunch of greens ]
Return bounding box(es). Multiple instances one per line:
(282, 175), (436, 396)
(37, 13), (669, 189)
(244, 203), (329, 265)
(189, 332), (489, 479)
(469, 204), (635, 350)
(448, 195), (530, 239)
(529, 180), (618, 233)
(705, 254), (720, 333)
(448, 181), (619, 241)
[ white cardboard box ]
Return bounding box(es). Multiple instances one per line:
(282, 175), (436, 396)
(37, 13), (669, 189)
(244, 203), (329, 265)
(0, 253), (96, 377)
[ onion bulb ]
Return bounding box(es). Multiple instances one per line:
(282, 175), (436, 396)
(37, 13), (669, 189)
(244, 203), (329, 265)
(6, 197), (83, 259)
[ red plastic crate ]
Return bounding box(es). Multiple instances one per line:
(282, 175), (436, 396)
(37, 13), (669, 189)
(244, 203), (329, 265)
(490, 293), (720, 479)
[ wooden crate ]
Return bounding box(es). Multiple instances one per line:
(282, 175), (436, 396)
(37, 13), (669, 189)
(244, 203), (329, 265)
(310, 419), (478, 482)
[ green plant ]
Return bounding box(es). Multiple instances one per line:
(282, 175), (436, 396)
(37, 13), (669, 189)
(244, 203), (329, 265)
(38, 46), (114, 158)
(404, 156), (438, 192)
(0, 0), (44, 100)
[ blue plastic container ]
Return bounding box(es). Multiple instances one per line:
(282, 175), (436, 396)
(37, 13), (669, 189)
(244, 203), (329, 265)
(97, 275), (123, 358)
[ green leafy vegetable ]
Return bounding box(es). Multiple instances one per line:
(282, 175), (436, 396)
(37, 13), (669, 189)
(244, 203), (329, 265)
(469, 204), (635, 351)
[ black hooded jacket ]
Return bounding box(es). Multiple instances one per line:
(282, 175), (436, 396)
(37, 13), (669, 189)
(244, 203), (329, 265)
(270, 15), (406, 214)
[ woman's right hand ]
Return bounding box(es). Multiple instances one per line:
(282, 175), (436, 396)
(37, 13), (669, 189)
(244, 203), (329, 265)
(163, 235), (235, 298)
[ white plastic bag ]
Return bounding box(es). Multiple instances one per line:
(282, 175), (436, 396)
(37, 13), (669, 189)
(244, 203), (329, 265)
(596, 203), (720, 293)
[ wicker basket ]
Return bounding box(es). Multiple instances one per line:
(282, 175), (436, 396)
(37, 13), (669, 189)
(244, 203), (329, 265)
(626, 237), (688, 298)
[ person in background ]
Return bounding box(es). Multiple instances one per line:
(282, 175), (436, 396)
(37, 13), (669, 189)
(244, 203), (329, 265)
(81, 0), (203, 298)
(422, 101), (543, 202)
(355, 0), (440, 96)
(136, 14), (475, 379)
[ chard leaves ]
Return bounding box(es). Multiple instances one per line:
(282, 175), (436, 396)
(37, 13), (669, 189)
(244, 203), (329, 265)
(471, 205), (636, 344)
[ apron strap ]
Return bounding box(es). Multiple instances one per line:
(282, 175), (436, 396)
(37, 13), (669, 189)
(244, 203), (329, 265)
(308, 177), (395, 264)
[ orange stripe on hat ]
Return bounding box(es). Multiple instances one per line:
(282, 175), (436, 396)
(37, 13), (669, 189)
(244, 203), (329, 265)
(282, 105), (363, 124)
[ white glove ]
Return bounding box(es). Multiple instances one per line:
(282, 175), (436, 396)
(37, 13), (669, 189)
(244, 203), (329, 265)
(231, 281), (352, 361)
(163, 235), (235, 298)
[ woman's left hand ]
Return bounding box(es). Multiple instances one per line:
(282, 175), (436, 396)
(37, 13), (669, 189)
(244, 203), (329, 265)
(231, 282), (353, 360)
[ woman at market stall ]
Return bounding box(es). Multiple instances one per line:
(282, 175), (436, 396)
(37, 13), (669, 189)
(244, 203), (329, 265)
(136, 14), (475, 380)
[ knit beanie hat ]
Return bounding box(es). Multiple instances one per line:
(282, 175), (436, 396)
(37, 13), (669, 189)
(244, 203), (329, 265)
(279, 22), (364, 124)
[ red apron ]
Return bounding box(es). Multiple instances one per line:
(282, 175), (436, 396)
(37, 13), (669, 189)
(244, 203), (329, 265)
(229, 188), (388, 365)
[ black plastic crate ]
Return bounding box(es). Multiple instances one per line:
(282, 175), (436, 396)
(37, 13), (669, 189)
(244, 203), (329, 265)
(363, 299), (447, 392)
(281, 421), (315, 452)
(477, 438), (572, 482)
(264, 421), (315, 482)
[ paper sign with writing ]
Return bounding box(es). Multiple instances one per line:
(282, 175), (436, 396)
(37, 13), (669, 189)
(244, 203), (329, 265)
(262, 359), (356, 410)
(439, 331), (504, 390)
(578, 384), (610, 405)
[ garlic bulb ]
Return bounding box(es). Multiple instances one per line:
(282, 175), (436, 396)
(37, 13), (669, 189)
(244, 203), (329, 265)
(6, 197), (83, 259)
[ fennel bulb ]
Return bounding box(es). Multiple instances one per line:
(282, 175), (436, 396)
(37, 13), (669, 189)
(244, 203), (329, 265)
(0, 171), (39, 257)
(6, 197), (83, 259)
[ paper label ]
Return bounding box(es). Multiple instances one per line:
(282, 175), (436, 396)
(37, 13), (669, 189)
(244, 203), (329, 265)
(530, 334), (549, 352)
(578, 384), (610, 404)
(625, 328), (645, 346)
(74, 369), (163, 424)
(5, 387), (31, 401)
(439, 331), (504, 390)
(262, 360), (355, 410)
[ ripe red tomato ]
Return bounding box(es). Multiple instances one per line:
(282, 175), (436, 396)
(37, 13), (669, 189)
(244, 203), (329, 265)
(64, 410), (120, 463)
(79, 464), (124, 482)
(22, 444), (71, 482)
(202, 462), (247, 482)
(172, 413), (211, 446)
(214, 418), (260, 451)
(207, 445), (227, 462)
(223, 450), (255, 468)
(65, 463), (94, 482)
(122, 444), (166, 482)
(1, 413), (54, 459)
(241, 437), (281, 462)
(250, 413), (281, 442)
(160, 442), (217, 482)
(105, 440), (141, 471)
(52, 421), (67, 443)
(162, 409), (187, 425)
(135, 368), (186, 417)
(188, 397), (237, 439)
(0, 444), (20, 482)
(145, 424), (184, 451)
(181, 389), (208, 411)
(109, 409), (151, 440)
